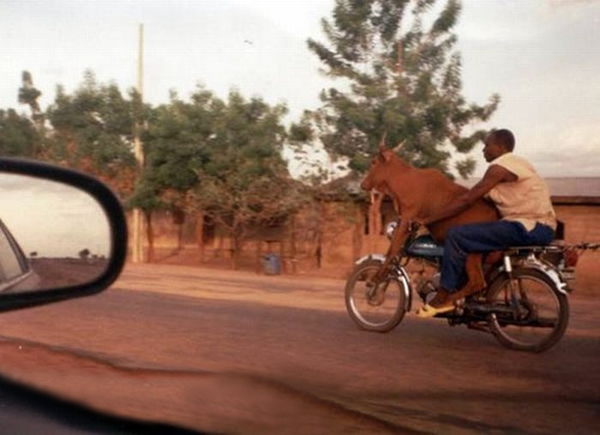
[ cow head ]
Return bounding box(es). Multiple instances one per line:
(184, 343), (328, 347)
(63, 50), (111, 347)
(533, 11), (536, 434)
(360, 136), (404, 192)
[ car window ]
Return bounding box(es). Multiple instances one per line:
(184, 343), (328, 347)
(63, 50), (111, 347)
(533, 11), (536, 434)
(0, 220), (26, 283)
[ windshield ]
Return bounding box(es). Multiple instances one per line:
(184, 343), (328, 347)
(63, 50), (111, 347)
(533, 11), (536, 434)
(0, 1), (599, 434)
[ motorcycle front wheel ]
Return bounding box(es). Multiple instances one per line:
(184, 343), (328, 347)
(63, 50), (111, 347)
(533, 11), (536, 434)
(345, 260), (408, 332)
(486, 268), (569, 352)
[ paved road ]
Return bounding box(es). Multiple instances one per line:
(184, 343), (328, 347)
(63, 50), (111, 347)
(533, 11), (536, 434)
(0, 264), (598, 434)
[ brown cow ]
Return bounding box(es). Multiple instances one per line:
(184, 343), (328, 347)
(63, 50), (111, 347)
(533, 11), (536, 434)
(361, 143), (499, 294)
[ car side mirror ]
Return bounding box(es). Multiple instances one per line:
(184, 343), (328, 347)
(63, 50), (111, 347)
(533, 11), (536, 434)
(0, 158), (127, 313)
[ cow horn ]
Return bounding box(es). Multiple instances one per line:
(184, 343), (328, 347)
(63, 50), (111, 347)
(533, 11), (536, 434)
(378, 132), (388, 151)
(392, 140), (406, 153)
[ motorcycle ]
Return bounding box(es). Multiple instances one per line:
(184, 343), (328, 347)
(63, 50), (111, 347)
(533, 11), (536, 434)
(345, 221), (596, 352)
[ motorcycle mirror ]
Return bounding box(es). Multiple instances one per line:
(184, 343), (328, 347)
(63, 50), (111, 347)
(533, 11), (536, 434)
(0, 158), (127, 313)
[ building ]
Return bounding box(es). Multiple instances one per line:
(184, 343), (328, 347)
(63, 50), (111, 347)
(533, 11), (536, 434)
(138, 177), (600, 294)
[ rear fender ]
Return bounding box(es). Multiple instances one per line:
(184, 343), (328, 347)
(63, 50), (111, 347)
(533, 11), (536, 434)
(522, 256), (569, 295)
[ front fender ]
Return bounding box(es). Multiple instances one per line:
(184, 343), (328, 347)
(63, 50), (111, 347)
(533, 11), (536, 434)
(353, 254), (413, 311)
(355, 253), (387, 266)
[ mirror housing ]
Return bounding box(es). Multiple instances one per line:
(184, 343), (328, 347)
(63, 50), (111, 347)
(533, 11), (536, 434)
(0, 158), (127, 313)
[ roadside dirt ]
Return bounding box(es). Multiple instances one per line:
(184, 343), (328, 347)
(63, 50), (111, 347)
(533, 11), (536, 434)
(30, 258), (107, 289)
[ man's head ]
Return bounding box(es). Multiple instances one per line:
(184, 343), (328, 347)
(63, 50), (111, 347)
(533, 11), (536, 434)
(483, 129), (515, 162)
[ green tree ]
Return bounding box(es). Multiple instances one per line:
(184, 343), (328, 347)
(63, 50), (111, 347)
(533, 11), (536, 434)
(189, 91), (302, 269)
(127, 178), (164, 262)
(45, 71), (138, 196)
(18, 71), (44, 130)
(130, 87), (217, 260)
(0, 109), (39, 157)
(138, 87), (216, 210)
(306, 0), (499, 178)
(134, 87), (301, 267)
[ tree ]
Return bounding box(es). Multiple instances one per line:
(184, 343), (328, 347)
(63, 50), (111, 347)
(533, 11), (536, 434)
(18, 71), (44, 130)
(127, 178), (163, 262)
(133, 87), (302, 267)
(189, 91), (302, 269)
(138, 87), (216, 211)
(44, 71), (138, 196)
(306, 0), (499, 178)
(0, 109), (39, 157)
(130, 87), (218, 261)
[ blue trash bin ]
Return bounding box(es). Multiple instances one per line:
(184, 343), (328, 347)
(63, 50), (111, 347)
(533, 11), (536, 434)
(263, 254), (281, 275)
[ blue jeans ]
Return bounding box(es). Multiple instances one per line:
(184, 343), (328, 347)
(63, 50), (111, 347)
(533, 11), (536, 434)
(440, 221), (554, 292)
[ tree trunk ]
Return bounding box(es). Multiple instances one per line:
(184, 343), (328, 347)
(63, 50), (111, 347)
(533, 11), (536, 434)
(289, 215), (297, 274)
(196, 212), (205, 263)
(352, 207), (362, 265)
(216, 232), (224, 258)
(145, 210), (154, 263)
(230, 223), (246, 270)
(314, 200), (324, 269)
(178, 224), (184, 250)
(231, 233), (239, 270)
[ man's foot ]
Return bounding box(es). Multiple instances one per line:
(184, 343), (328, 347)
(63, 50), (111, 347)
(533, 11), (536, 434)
(452, 284), (485, 301)
(427, 289), (450, 306)
(416, 303), (455, 318)
(416, 289), (454, 318)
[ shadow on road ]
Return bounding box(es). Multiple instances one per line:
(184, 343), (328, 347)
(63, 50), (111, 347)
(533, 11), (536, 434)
(0, 374), (203, 434)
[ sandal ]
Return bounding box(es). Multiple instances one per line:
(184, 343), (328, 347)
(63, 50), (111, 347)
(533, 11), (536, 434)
(416, 302), (455, 318)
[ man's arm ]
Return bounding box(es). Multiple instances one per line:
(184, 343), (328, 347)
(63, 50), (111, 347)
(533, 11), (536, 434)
(421, 164), (516, 225)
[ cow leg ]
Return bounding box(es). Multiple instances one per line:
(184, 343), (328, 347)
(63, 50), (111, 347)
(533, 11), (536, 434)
(450, 253), (486, 300)
(372, 220), (410, 283)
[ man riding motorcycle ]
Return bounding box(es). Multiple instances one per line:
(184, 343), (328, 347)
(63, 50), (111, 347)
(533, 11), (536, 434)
(416, 129), (557, 317)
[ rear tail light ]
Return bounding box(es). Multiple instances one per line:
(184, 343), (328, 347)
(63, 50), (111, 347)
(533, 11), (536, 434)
(564, 248), (579, 268)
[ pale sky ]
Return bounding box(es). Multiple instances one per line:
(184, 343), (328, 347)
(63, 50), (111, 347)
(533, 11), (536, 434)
(1, 0), (599, 178)
(0, 174), (110, 257)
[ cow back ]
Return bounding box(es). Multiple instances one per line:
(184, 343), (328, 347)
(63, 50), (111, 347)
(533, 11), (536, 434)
(384, 164), (499, 243)
(429, 198), (499, 243)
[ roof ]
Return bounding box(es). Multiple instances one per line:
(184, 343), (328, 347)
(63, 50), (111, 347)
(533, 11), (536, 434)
(325, 174), (600, 205)
(545, 178), (600, 197)
(460, 178), (600, 205)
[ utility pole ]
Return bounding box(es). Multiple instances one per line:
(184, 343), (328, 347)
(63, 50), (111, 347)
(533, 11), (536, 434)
(132, 23), (145, 263)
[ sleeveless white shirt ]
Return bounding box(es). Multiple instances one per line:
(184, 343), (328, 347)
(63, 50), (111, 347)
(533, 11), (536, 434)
(487, 153), (557, 231)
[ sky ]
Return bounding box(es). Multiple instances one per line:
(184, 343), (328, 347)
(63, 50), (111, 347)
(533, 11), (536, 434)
(0, 174), (110, 257)
(1, 0), (599, 178)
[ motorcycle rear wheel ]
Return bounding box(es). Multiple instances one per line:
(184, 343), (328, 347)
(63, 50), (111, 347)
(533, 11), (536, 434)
(345, 260), (408, 332)
(486, 268), (569, 352)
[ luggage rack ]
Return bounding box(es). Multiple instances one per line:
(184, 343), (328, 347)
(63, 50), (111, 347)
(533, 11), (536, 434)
(504, 242), (599, 290)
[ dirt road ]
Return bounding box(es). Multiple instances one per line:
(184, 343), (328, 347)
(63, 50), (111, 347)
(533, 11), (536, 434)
(0, 264), (598, 434)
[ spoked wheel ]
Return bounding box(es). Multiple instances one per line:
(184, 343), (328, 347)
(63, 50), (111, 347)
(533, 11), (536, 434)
(345, 260), (408, 332)
(486, 268), (569, 352)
